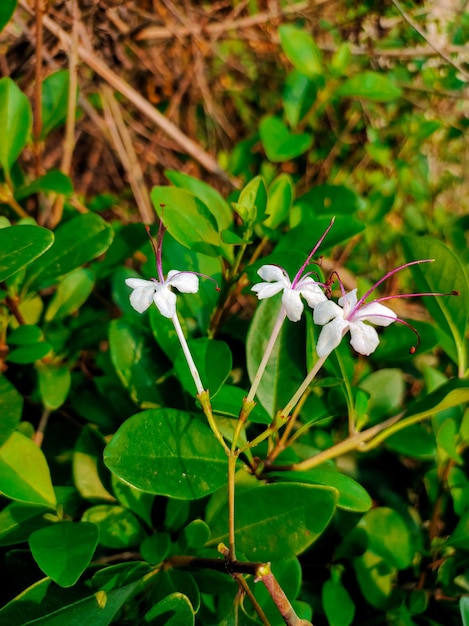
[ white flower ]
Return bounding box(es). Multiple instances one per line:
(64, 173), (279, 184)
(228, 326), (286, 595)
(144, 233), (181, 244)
(125, 271), (199, 318)
(314, 288), (397, 357)
(252, 264), (326, 322)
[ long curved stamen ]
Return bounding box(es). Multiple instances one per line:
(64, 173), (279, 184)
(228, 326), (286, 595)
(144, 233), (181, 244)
(371, 290), (459, 304)
(354, 259), (434, 312)
(291, 217), (335, 288)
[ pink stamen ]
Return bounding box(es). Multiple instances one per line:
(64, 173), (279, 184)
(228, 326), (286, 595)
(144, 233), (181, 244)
(292, 217), (336, 288)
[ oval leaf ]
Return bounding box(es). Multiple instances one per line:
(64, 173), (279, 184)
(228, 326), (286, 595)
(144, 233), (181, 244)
(0, 225), (54, 283)
(104, 409), (228, 499)
(29, 522), (99, 587)
(337, 71), (402, 102)
(0, 77), (32, 176)
(207, 482), (337, 561)
(278, 25), (323, 78)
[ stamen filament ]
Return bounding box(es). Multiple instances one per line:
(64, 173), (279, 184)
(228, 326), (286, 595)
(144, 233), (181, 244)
(291, 217), (335, 287)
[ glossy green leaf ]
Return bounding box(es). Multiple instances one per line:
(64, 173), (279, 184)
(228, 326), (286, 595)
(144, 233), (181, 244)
(109, 319), (166, 408)
(26, 213), (113, 289)
(0, 77), (32, 177)
(30, 522), (99, 587)
(0, 376), (23, 446)
(0, 577), (139, 626)
(36, 363), (71, 410)
(278, 25), (322, 78)
(263, 173), (294, 229)
(174, 338), (232, 398)
(385, 423), (435, 459)
(0, 501), (50, 547)
(270, 469), (372, 512)
(45, 268), (95, 321)
(165, 170), (232, 231)
(461, 596), (469, 625)
(337, 71), (402, 101)
(296, 184), (360, 216)
(210, 385), (271, 425)
(6, 342), (52, 364)
(0, 431), (57, 509)
(0, 225), (54, 283)
(151, 187), (221, 256)
(140, 532), (171, 564)
(282, 70), (317, 129)
(402, 236), (469, 370)
(207, 482), (337, 561)
(73, 427), (115, 502)
(104, 409), (228, 499)
(112, 475), (154, 526)
(143, 592), (195, 625)
(181, 519), (211, 550)
(322, 578), (355, 626)
(359, 369), (405, 423)
(259, 116), (312, 162)
(82, 505), (144, 549)
(15, 170), (74, 201)
(357, 507), (414, 569)
(232, 175), (268, 225)
(353, 551), (395, 609)
(8, 324), (43, 345)
(0, 0), (17, 32)
(41, 70), (71, 138)
(247, 297), (306, 416)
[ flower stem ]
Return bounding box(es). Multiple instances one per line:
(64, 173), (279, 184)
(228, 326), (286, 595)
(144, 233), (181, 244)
(246, 306), (287, 403)
(171, 313), (204, 395)
(279, 354), (328, 419)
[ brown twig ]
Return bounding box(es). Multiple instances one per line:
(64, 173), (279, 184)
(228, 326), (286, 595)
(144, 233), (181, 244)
(33, 0), (45, 179)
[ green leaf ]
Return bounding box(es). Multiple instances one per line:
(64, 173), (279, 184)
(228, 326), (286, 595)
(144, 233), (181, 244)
(247, 297), (306, 416)
(165, 170), (232, 231)
(401, 379), (469, 426)
(0, 77), (32, 177)
(0, 225), (54, 283)
(353, 551), (395, 609)
(36, 363), (71, 410)
(283, 70), (317, 129)
(402, 236), (469, 371)
(0, 376), (23, 446)
(104, 409), (228, 499)
(263, 173), (294, 229)
(322, 578), (355, 626)
(6, 342), (52, 364)
(73, 427), (115, 502)
(45, 268), (95, 321)
(8, 324), (43, 345)
(181, 519), (211, 550)
(357, 507), (415, 569)
(151, 187), (221, 257)
(0, 501), (50, 547)
(0, 0), (17, 32)
(15, 170), (74, 201)
(270, 469), (372, 513)
(174, 338), (232, 398)
(29, 522), (99, 587)
(296, 184), (360, 215)
(359, 369), (405, 424)
(278, 25), (322, 78)
(259, 116), (312, 162)
(447, 510), (469, 550)
(207, 482), (337, 561)
(41, 70), (71, 138)
(211, 385), (271, 425)
(461, 596), (469, 626)
(143, 593), (195, 625)
(337, 71), (402, 101)
(232, 175), (268, 225)
(0, 431), (57, 509)
(0, 577), (140, 626)
(109, 318), (166, 408)
(82, 505), (144, 549)
(26, 213), (113, 289)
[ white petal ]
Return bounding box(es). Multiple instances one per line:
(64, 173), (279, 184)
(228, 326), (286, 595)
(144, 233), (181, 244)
(167, 270), (199, 294)
(125, 278), (155, 289)
(252, 281), (284, 300)
(129, 285), (156, 313)
(153, 286), (177, 318)
(257, 265), (291, 286)
(354, 301), (397, 327)
(316, 318), (349, 357)
(282, 288), (304, 322)
(313, 300), (343, 325)
(338, 289), (358, 309)
(349, 321), (380, 355)
(297, 277), (327, 308)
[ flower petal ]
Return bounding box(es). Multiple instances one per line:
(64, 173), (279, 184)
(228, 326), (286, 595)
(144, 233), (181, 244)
(257, 265), (291, 286)
(153, 285), (177, 318)
(349, 321), (380, 355)
(316, 318), (349, 357)
(125, 278), (155, 289)
(297, 277), (327, 308)
(282, 288), (304, 322)
(252, 281), (285, 300)
(338, 289), (358, 310)
(167, 270), (199, 294)
(353, 301), (397, 327)
(313, 300), (343, 325)
(128, 284), (156, 313)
